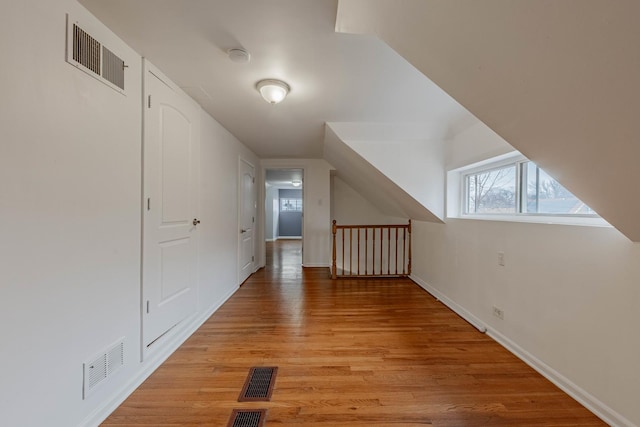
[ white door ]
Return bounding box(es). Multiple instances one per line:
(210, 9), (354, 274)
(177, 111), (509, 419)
(143, 63), (200, 349)
(238, 159), (255, 284)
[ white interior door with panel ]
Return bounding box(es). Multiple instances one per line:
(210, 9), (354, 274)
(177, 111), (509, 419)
(142, 61), (200, 351)
(238, 159), (256, 284)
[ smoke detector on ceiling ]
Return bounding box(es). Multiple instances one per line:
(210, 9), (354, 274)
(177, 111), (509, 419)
(227, 48), (250, 64)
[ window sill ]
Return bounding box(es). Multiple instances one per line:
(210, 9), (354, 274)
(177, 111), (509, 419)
(448, 214), (611, 228)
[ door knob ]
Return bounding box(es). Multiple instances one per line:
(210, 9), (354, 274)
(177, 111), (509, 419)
(193, 218), (201, 226)
(241, 229), (247, 233)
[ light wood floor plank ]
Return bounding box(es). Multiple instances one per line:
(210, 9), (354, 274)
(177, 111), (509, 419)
(102, 240), (604, 426)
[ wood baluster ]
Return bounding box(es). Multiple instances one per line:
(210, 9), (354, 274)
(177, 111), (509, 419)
(342, 227), (345, 277)
(408, 220), (412, 276)
(402, 227), (406, 275)
(395, 228), (398, 275)
(387, 227), (391, 275)
(332, 220), (337, 279)
(349, 228), (353, 276)
(372, 227), (375, 277)
(380, 227), (384, 276)
(357, 228), (361, 276)
(330, 223), (414, 278)
(365, 228), (368, 275)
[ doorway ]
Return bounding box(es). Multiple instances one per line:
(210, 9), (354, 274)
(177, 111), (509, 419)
(141, 61), (200, 355)
(238, 158), (257, 285)
(265, 169), (303, 267)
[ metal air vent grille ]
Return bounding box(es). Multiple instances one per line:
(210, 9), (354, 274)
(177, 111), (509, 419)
(102, 46), (125, 90)
(72, 24), (101, 75)
(83, 338), (125, 399)
(66, 15), (126, 95)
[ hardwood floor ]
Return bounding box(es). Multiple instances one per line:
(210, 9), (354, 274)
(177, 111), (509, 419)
(102, 240), (605, 426)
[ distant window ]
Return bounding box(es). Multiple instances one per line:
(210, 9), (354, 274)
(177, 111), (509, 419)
(464, 159), (596, 217)
(280, 198), (302, 212)
(466, 164), (517, 214)
(521, 162), (595, 215)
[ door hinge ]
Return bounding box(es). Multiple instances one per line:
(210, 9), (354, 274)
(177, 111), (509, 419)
(252, 177), (255, 184)
(252, 256), (254, 262)
(148, 95), (151, 108)
(147, 198), (151, 211)
(252, 216), (255, 223)
(146, 300), (150, 314)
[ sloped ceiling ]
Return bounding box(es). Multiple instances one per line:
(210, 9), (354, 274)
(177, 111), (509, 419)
(79, 0), (475, 158)
(327, 122), (446, 220)
(336, 0), (640, 241)
(324, 124), (443, 222)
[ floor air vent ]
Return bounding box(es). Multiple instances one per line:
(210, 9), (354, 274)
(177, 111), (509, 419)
(83, 338), (125, 399)
(227, 409), (267, 427)
(238, 367), (278, 402)
(66, 15), (126, 94)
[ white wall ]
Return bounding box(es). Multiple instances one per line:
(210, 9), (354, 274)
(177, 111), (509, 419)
(0, 1), (141, 426)
(199, 109), (259, 310)
(260, 159), (334, 267)
(264, 185), (279, 241)
(324, 123), (443, 222)
(345, 138), (445, 219)
(331, 175), (406, 226)
(0, 2), (258, 426)
(411, 124), (640, 426)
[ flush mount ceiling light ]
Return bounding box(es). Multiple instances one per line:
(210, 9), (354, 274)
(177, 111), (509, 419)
(291, 180), (301, 187)
(256, 79), (290, 104)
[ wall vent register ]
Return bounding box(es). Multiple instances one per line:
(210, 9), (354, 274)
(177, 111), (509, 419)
(66, 15), (126, 94)
(83, 338), (125, 399)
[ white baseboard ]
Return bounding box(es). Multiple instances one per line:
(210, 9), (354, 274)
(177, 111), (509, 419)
(487, 328), (634, 427)
(302, 263), (330, 268)
(409, 274), (633, 427)
(410, 274), (487, 333)
(79, 285), (239, 427)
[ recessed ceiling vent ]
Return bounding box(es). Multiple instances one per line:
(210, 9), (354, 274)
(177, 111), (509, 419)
(66, 15), (126, 94)
(83, 338), (125, 399)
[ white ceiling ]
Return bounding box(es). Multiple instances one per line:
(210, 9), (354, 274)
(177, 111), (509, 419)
(265, 168), (303, 189)
(79, 0), (477, 158)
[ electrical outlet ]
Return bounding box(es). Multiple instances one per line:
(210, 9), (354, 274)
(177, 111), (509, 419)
(493, 306), (504, 320)
(497, 251), (505, 266)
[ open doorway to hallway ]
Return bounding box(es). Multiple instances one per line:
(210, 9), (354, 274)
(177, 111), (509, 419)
(265, 168), (303, 267)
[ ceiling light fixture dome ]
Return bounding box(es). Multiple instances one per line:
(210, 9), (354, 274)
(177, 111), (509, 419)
(256, 79), (290, 104)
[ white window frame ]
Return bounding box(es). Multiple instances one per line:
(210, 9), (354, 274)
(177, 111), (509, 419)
(463, 161), (519, 216)
(280, 198), (302, 212)
(447, 152), (610, 227)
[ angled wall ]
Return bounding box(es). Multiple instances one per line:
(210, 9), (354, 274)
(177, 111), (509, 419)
(410, 124), (640, 426)
(336, 0), (640, 241)
(324, 123), (444, 223)
(331, 175), (406, 226)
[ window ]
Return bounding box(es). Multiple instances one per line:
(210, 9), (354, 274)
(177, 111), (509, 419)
(280, 198), (302, 212)
(521, 162), (595, 215)
(466, 164), (517, 214)
(463, 159), (596, 217)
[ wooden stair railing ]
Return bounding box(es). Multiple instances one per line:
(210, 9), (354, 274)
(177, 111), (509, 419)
(331, 220), (411, 279)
